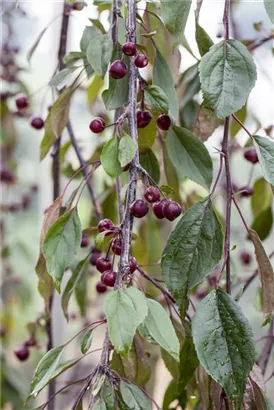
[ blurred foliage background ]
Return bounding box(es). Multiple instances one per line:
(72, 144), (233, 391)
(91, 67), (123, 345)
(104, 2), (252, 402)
(0, 1), (273, 409)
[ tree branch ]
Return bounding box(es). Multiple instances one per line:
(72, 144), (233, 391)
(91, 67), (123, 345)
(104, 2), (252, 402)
(66, 120), (102, 221)
(257, 318), (274, 375)
(47, 3), (70, 409)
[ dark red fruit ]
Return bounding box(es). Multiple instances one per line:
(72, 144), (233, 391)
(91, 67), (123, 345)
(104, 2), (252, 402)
(144, 186), (160, 203)
(89, 247), (101, 265)
(25, 337), (36, 347)
(129, 257), (137, 273)
(135, 54), (148, 68)
(96, 257), (112, 273)
(98, 219), (114, 233)
(0, 167), (15, 183)
(14, 344), (29, 361)
(240, 250), (252, 265)
(72, 2), (86, 10)
(163, 201), (181, 221)
(130, 200), (149, 218)
(30, 116), (44, 130)
(0, 326), (7, 337)
(207, 273), (218, 286)
(8, 203), (20, 213)
(31, 184), (38, 192)
(157, 114), (171, 131)
(196, 289), (207, 300)
(137, 110), (152, 128)
(152, 199), (168, 219)
(101, 270), (117, 287)
(122, 42), (136, 56)
(15, 94), (28, 110)
(81, 234), (89, 248)
(109, 60), (128, 79)
(244, 147), (258, 164)
(111, 238), (122, 255)
(21, 195), (31, 209)
(240, 186), (254, 197)
(96, 281), (107, 293)
(89, 117), (105, 133)
(123, 163), (131, 172)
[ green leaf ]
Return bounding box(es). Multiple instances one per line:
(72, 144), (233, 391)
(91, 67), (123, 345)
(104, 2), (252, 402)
(160, 0), (192, 49)
(50, 357), (81, 381)
(153, 51), (178, 119)
(49, 68), (74, 90)
(86, 34), (113, 78)
(199, 40), (257, 118)
(61, 258), (89, 320)
(103, 287), (148, 355)
(63, 51), (83, 67)
(102, 45), (129, 110)
(29, 345), (65, 398)
(119, 381), (152, 410)
(80, 329), (93, 354)
(144, 85), (169, 114)
(253, 135), (274, 186)
(139, 149), (160, 184)
(179, 63), (201, 109)
(251, 178), (272, 217)
(250, 206), (273, 241)
(42, 208), (82, 292)
(101, 136), (123, 177)
(118, 134), (136, 167)
(75, 262), (89, 318)
(195, 22), (214, 57)
(94, 230), (113, 251)
(87, 73), (104, 104)
(193, 105), (222, 141)
(163, 380), (187, 410)
(111, 335), (151, 387)
(80, 26), (100, 52)
(179, 322), (199, 389)
(100, 379), (115, 410)
(264, 0), (274, 22)
(250, 229), (274, 316)
(93, 397), (106, 410)
(192, 289), (255, 409)
(40, 86), (76, 160)
(161, 197), (223, 314)
(142, 299), (180, 361)
(167, 125), (213, 190)
(138, 117), (157, 150)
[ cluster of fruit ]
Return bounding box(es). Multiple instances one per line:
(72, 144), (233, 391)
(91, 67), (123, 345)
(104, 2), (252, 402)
(15, 94), (44, 129)
(89, 42), (171, 135)
(130, 186), (182, 222)
(81, 218), (138, 294)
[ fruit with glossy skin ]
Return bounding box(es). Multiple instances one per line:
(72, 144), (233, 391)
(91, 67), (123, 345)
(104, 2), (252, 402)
(101, 270), (117, 287)
(144, 186), (160, 203)
(240, 250), (252, 265)
(130, 200), (149, 218)
(89, 117), (105, 133)
(162, 200), (182, 221)
(14, 344), (29, 361)
(157, 114), (171, 131)
(109, 60), (128, 79)
(30, 116), (44, 130)
(129, 257), (137, 273)
(111, 238), (122, 255)
(122, 42), (136, 56)
(15, 94), (28, 109)
(244, 147), (258, 164)
(152, 199), (168, 219)
(98, 219), (114, 233)
(96, 257), (112, 273)
(135, 54), (148, 68)
(96, 281), (107, 293)
(137, 110), (152, 128)
(89, 247), (101, 265)
(240, 186), (254, 197)
(81, 234), (89, 248)
(0, 167), (15, 183)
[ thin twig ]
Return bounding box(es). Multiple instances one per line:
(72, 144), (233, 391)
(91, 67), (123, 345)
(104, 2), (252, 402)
(47, 3), (70, 408)
(257, 318), (274, 375)
(248, 34), (274, 51)
(66, 120), (102, 220)
(232, 114), (253, 138)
